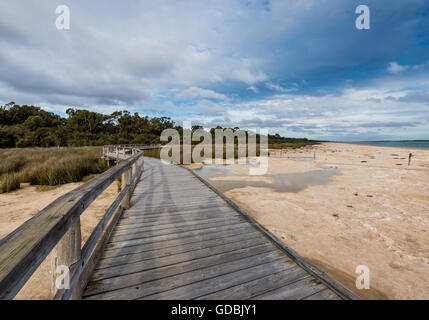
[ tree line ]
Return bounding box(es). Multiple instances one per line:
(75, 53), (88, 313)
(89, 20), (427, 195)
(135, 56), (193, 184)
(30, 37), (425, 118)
(0, 102), (175, 148)
(0, 102), (314, 148)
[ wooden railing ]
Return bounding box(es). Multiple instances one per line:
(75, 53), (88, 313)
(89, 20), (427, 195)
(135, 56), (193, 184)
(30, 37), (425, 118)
(0, 147), (145, 300)
(103, 144), (161, 163)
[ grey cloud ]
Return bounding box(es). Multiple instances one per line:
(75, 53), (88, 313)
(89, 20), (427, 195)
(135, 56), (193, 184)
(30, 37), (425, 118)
(386, 92), (429, 104)
(359, 121), (423, 128)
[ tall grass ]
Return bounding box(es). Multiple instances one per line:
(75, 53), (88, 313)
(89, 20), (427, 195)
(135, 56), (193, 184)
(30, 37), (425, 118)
(0, 147), (110, 193)
(0, 173), (20, 193)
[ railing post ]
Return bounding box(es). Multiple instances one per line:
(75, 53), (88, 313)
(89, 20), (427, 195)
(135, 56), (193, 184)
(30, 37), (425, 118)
(121, 168), (131, 209)
(131, 149), (138, 177)
(50, 218), (82, 300)
(116, 147), (119, 163)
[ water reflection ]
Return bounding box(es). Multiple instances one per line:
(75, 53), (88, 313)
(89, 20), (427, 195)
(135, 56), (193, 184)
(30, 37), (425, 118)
(196, 163), (339, 193)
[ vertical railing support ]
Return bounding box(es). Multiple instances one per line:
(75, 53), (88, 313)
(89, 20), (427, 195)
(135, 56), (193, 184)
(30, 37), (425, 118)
(131, 149), (137, 177)
(50, 218), (82, 300)
(121, 168), (131, 209)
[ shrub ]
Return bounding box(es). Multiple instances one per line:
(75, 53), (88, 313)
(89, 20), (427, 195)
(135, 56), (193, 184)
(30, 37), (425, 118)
(0, 147), (110, 191)
(0, 173), (20, 193)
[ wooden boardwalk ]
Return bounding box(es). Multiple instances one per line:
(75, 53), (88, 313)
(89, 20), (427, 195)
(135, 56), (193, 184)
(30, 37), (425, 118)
(82, 157), (357, 300)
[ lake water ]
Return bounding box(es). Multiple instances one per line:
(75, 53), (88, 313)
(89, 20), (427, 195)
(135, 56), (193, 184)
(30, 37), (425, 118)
(196, 163), (339, 193)
(344, 140), (429, 150)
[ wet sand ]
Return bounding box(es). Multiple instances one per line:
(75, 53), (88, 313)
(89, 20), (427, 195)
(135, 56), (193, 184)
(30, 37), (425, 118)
(195, 143), (429, 300)
(0, 181), (119, 300)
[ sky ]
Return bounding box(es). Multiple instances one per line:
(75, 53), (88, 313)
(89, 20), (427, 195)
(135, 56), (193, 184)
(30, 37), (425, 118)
(0, 0), (429, 141)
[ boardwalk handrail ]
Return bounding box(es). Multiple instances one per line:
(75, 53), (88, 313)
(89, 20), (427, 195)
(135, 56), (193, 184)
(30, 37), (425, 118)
(0, 147), (144, 300)
(102, 144), (161, 163)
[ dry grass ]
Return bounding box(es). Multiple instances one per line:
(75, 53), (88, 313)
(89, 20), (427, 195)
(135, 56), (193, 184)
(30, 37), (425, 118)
(0, 147), (110, 193)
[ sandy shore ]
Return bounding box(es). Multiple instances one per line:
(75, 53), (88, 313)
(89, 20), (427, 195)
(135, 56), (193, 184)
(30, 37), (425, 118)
(201, 143), (429, 299)
(0, 180), (119, 300)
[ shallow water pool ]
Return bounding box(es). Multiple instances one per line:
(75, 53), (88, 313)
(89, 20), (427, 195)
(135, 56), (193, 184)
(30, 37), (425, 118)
(196, 164), (339, 193)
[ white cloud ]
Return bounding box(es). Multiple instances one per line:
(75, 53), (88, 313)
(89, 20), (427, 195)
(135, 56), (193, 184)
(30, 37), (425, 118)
(266, 82), (298, 93)
(184, 84), (429, 140)
(387, 62), (408, 74)
(194, 99), (225, 114)
(232, 69), (268, 85)
(176, 87), (229, 100)
(247, 86), (259, 93)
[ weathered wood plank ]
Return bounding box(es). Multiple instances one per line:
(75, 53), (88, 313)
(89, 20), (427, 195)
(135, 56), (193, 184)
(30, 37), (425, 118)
(97, 233), (263, 268)
(86, 251), (285, 298)
(116, 212), (240, 229)
(97, 238), (269, 273)
(108, 222), (249, 244)
(50, 218), (82, 299)
(140, 260), (299, 300)
(126, 200), (226, 211)
(121, 206), (234, 219)
(90, 243), (274, 282)
(251, 277), (326, 300)
(122, 203), (229, 215)
(112, 217), (244, 236)
(84, 251), (284, 299)
(196, 266), (309, 300)
(304, 288), (342, 300)
(101, 226), (256, 257)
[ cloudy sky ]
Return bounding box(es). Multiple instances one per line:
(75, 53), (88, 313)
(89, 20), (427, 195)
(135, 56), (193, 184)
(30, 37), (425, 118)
(1, 0), (429, 141)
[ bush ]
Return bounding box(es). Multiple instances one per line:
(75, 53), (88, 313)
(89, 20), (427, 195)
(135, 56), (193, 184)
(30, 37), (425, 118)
(0, 173), (20, 193)
(0, 147), (111, 191)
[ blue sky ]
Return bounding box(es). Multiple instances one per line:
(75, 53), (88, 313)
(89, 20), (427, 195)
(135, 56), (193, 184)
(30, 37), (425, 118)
(0, 0), (429, 141)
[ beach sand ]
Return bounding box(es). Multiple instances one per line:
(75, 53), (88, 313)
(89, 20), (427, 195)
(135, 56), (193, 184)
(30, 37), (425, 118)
(202, 143), (429, 299)
(0, 180), (119, 300)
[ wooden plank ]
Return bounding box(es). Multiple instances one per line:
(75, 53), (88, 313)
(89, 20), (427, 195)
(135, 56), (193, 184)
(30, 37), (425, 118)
(131, 188), (219, 197)
(74, 207), (124, 300)
(251, 277), (326, 300)
(96, 236), (267, 270)
(101, 227), (256, 257)
(304, 288), (342, 300)
(121, 206), (234, 219)
(140, 260), (299, 300)
(128, 198), (225, 208)
(112, 217), (244, 236)
(97, 232), (260, 266)
(132, 188), (215, 196)
(90, 243), (274, 282)
(126, 200), (226, 211)
(50, 218), (82, 300)
(116, 211), (240, 229)
(108, 222), (249, 244)
(122, 203), (228, 215)
(120, 168), (131, 209)
(196, 266), (309, 300)
(84, 251), (285, 299)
